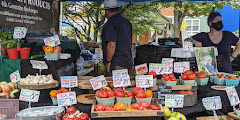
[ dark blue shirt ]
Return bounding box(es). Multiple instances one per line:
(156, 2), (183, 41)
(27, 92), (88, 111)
(101, 13), (133, 68)
(192, 31), (239, 73)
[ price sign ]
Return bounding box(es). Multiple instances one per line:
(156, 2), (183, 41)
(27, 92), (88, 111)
(19, 89), (40, 102)
(57, 92), (77, 106)
(162, 58), (173, 74)
(30, 60), (48, 70)
(183, 41), (193, 52)
(53, 35), (61, 46)
(61, 76), (78, 88)
(158, 86), (172, 105)
(174, 62), (190, 73)
(112, 69), (131, 87)
(226, 86), (240, 106)
(89, 75), (107, 90)
(44, 36), (56, 47)
(13, 27), (27, 39)
(10, 70), (20, 82)
(165, 94), (184, 108)
(135, 63), (148, 75)
(149, 63), (165, 75)
(135, 75), (153, 88)
(202, 96), (222, 110)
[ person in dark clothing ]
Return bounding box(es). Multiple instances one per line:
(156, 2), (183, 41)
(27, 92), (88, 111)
(101, 0), (133, 76)
(191, 12), (240, 73)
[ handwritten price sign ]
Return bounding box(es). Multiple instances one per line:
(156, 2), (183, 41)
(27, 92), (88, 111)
(19, 89), (40, 103)
(89, 75), (107, 90)
(44, 35), (60, 47)
(135, 63), (148, 75)
(162, 58), (173, 74)
(61, 76), (78, 88)
(10, 70), (20, 83)
(112, 69), (131, 87)
(226, 86), (240, 106)
(57, 92), (77, 106)
(174, 62), (190, 73)
(183, 41), (193, 52)
(149, 63), (165, 75)
(13, 27), (27, 39)
(135, 75), (153, 88)
(30, 60), (48, 70)
(165, 94), (184, 108)
(202, 96), (222, 110)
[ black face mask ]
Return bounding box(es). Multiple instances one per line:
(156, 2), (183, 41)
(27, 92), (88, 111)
(211, 21), (223, 31)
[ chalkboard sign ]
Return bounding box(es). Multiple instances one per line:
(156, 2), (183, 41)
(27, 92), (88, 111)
(0, 99), (19, 120)
(158, 86), (172, 105)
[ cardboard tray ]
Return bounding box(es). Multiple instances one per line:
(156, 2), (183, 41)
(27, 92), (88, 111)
(196, 116), (233, 120)
(228, 112), (240, 120)
(150, 79), (198, 91)
(91, 98), (163, 118)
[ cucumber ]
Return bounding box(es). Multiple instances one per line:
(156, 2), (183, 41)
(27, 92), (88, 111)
(30, 54), (45, 59)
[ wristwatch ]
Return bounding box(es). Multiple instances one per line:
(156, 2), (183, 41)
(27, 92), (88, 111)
(231, 55), (236, 59)
(106, 60), (112, 63)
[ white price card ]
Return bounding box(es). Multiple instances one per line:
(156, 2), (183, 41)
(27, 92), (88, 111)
(61, 76), (78, 88)
(57, 92), (77, 106)
(183, 41), (193, 52)
(10, 70), (20, 82)
(112, 69), (131, 87)
(19, 89), (40, 103)
(53, 35), (61, 46)
(226, 86), (240, 106)
(135, 63), (148, 75)
(165, 94), (184, 108)
(162, 58), (174, 74)
(174, 62), (190, 73)
(30, 60), (48, 70)
(202, 96), (222, 110)
(135, 75), (153, 88)
(89, 75), (107, 90)
(13, 27), (27, 39)
(149, 63), (165, 75)
(44, 36), (56, 47)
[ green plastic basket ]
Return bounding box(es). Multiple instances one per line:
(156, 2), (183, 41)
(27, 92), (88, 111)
(210, 76), (217, 83)
(179, 77), (195, 85)
(116, 96), (133, 106)
(135, 96), (152, 104)
(225, 78), (240, 87)
(236, 110), (240, 117)
(46, 52), (60, 61)
(153, 78), (157, 86)
(196, 78), (209, 86)
(95, 96), (115, 106)
(0, 115), (7, 120)
(162, 78), (177, 86)
(214, 77), (225, 85)
(50, 96), (58, 105)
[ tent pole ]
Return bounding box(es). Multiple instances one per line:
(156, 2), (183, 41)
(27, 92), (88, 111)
(60, 2), (63, 35)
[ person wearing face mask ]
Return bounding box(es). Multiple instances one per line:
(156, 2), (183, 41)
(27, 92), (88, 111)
(101, 0), (133, 76)
(191, 12), (240, 73)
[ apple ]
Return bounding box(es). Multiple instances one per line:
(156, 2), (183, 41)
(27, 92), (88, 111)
(53, 46), (62, 53)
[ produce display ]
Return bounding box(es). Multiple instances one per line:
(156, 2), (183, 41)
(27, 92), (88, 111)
(0, 81), (19, 98)
(163, 106), (186, 120)
(181, 70), (196, 80)
(20, 74), (55, 84)
(62, 106), (89, 120)
(49, 88), (69, 98)
(133, 87), (153, 98)
(43, 45), (62, 53)
(162, 73), (177, 81)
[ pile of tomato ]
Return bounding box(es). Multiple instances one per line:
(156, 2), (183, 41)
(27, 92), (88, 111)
(62, 106), (89, 120)
(181, 70), (196, 81)
(162, 73), (177, 82)
(49, 88), (69, 98)
(178, 90), (193, 95)
(133, 87), (153, 98)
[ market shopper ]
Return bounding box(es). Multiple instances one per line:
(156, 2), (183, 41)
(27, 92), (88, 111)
(101, 0), (133, 76)
(191, 12), (240, 73)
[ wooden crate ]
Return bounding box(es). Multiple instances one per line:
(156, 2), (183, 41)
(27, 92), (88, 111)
(228, 112), (240, 119)
(91, 98), (164, 118)
(150, 79), (198, 91)
(196, 116), (233, 120)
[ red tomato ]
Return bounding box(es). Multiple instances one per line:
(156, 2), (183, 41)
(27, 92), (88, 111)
(181, 74), (188, 80)
(185, 70), (193, 75)
(108, 105), (114, 108)
(73, 118), (79, 120)
(136, 92), (146, 98)
(107, 90), (115, 97)
(131, 103), (140, 109)
(149, 105), (157, 109)
(194, 71), (199, 76)
(188, 74), (196, 80)
(68, 118), (74, 120)
(94, 104), (106, 111)
(105, 106), (115, 111)
(127, 92), (133, 97)
(80, 113), (89, 120)
(54, 93), (58, 98)
(169, 73), (175, 78)
(42, 45), (47, 51)
(151, 106), (160, 110)
(62, 114), (69, 120)
(115, 88), (124, 94)
(57, 113), (62, 119)
(137, 105), (145, 110)
(198, 72), (206, 78)
(110, 83), (114, 88)
(148, 72), (157, 78)
(132, 87), (144, 95)
(57, 88), (69, 93)
(66, 106), (76, 114)
(140, 101), (150, 108)
(164, 76), (170, 81)
(98, 90), (108, 98)
(170, 77), (176, 81)
(178, 91), (185, 94)
(116, 92), (124, 97)
(186, 91), (193, 94)
(162, 74), (167, 78)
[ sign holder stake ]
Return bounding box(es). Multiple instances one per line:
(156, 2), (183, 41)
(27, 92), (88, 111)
(28, 101), (31, 108)
(39, 69), (42, 75)
(69, 88), (71, 91)
(213, 110), (217, 117)
(171, 108), (174, 113)
(233, 105), (236, 112)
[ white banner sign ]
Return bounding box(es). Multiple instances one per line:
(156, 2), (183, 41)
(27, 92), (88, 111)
(30, 60), (48, 70)
(57, 92), (77, 106)
(174, 62), (190, 73)
(183, 41), (193, 52)
(13, 27), (27, 39)
(165, 94), (184, 108)
(112, 69), (131, 87)
(149, 63), (165, 75)
(162, 58), (174, 74)
(226, 86), (240, 106)
(10, 70), (21, 83)
(19, 89), (40, 103)
(202, 96), (222, 110)
(89, 75), (107, 90)
(61, 76), (78, 88)
(135, 75), (153, 88)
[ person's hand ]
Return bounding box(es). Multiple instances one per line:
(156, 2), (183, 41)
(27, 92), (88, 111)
(106, 62), (111, 73)
(194, 42), (202, 47)
(230, 56), (234, 62)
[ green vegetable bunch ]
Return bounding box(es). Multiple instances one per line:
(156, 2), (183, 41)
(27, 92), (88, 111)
(0, 32), (19, 49)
